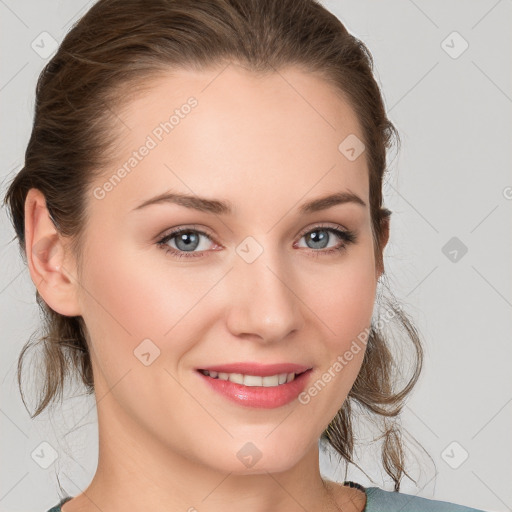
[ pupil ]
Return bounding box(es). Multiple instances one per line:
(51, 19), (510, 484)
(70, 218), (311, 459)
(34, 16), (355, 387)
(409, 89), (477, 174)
(177, 232), (198, 251)
(308, 230), (327, 249)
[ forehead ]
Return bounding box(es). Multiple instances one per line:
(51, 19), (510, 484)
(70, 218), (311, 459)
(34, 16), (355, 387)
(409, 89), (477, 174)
(91, 64), (369, 219)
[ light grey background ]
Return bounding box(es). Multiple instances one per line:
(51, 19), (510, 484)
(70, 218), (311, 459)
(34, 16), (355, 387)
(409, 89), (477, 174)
(1, 1), (511, 511)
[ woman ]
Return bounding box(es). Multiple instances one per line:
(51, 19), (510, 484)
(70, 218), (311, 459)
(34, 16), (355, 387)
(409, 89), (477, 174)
(3, 0), (487, 511)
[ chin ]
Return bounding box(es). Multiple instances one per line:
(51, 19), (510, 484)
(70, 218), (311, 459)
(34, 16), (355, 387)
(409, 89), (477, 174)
(202, 437), (309, 475)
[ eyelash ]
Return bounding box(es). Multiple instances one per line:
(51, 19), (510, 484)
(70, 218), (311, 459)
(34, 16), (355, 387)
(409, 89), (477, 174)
(156, 223), (357, 260)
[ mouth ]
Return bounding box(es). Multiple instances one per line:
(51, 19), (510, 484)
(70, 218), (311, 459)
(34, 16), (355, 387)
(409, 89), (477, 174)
(197, 368), (309, 387)
(195, 366), (314, 409)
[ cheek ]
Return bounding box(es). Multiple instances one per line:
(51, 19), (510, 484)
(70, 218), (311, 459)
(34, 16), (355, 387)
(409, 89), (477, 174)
(310, 244), (377, 349)
(81, 249), (168, 338)
(297, 253), (377, 423)
(78, 236), (219, 366)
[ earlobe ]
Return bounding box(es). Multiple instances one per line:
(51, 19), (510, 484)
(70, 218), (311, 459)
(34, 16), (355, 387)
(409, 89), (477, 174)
(380, 214), (390, 250)
(376, 213), (390, 279)
(24, 188), (82, 316)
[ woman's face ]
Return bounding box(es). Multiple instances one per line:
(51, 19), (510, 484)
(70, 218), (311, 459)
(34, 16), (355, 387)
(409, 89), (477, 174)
(74, 64), (384, 474)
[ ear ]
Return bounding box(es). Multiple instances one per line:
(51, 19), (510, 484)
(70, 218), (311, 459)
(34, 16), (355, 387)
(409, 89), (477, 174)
(24, 188), (82, 316)
(376, 211), (390, 279)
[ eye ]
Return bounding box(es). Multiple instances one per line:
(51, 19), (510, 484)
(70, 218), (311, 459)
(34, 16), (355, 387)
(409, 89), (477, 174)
(156, 223), (357, 260)
(156, 226), (216, 259)
(294, 224), (357, 257)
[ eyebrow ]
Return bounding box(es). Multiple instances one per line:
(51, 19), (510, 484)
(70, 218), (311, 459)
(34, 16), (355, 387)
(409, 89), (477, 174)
(131, 190), (366, 215)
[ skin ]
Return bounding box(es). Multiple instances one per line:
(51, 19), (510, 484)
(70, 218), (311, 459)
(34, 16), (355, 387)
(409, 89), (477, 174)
(25, 63), (389, 512)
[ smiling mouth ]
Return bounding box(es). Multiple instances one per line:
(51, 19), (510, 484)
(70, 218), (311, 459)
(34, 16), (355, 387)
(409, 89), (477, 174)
(197, 369), (309, 387)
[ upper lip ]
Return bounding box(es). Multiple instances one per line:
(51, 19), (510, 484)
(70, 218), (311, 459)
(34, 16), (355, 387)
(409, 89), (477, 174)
(197, 362), (312, 376)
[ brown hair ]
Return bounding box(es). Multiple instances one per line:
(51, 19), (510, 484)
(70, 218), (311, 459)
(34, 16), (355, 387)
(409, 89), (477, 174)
(4, 0), (427, 492)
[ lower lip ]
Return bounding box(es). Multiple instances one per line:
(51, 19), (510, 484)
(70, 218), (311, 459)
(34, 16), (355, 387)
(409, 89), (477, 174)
(197, 370), (312, 409)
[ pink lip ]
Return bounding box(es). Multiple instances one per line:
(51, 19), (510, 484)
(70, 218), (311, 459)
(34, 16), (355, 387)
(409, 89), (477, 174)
(197, 362), (312, 376)
(196, 368), (313, 409)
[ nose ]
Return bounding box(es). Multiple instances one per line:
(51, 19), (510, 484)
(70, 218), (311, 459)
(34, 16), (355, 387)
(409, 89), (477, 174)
(224, 248), (305, 344)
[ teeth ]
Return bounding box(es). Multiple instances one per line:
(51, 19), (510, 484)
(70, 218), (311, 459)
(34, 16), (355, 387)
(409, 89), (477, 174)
(227, 373), (244, 385)
(201, 370), (297, 387)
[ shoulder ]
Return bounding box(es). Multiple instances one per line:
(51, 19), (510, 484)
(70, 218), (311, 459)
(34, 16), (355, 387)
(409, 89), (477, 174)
(365, 486), (488, 512)
(46, 496), (73, 512)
